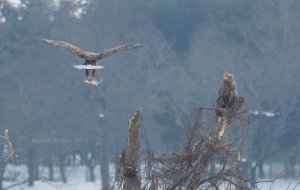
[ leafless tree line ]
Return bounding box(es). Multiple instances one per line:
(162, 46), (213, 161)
(2, 73), (299, 190)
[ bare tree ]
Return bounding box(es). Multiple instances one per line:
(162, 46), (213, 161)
(146, 73), (254, 190)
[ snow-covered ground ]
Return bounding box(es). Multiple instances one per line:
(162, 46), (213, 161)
(2, 164), (300, 189)
(4, 181), (100, 190)
(3, 164), (113, 190)
(257, 179), (300, 190)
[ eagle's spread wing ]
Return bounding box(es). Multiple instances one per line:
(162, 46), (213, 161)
(95, 44), (143, 60)
(41, 38), (87, 59)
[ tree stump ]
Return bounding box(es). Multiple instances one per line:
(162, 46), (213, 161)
(121, 109), (142, 190)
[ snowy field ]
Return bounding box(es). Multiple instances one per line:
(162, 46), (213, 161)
(3, 164), (109, 190)
(2, 164), (300, 190)
(257, 179), (300, 190)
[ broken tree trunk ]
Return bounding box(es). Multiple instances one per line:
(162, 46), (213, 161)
(121, 109), (142, 190)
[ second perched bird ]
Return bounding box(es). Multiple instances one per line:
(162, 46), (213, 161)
(42, 38), (142, 83)
(216, 73), (244, 124)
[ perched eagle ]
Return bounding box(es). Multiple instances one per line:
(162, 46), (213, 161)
(216, 73), (244, 123)
(42, 38), (142, 82)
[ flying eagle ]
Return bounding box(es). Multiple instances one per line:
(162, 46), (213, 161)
(42, 38), (142, 82)
(216, 73), (244, 123)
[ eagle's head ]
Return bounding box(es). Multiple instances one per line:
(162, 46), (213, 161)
(223, 73), (234, 82)
(223, 73), (237, 92)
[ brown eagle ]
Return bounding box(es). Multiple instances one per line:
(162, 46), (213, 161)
(42, 38), (142, 82)
(216, 73), (244, 123)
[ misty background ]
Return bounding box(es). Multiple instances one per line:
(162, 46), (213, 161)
(0, 0), (300, 188)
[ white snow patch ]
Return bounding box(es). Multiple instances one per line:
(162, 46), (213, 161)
(69, 0), (88, 5)
(6, 0), (26, 9)
(87, 152), (92, 160)
(2, 164), (299, 190)
(49, 15), (55, 22)
(71, 7), (85, 19)
(0, 16), (6, 23)
(0, 0), (26, 23)
(251, 110), (279, 117)
(80, 0), (87, 5)
(68, 0), (90, 19)
(252, 110), (259, 115)
(0, 7), (6, 24)
(3, 164), (117, 189)
(46, 0), (90, 18)
(261, 111), (276, 117)
(47, 0), (61, 10)
(257, 179), (300, 190)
